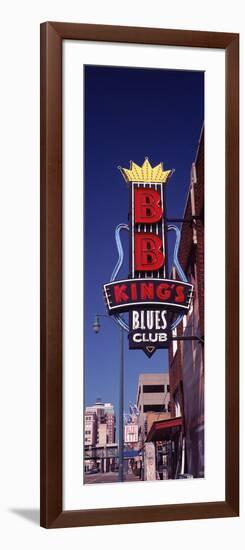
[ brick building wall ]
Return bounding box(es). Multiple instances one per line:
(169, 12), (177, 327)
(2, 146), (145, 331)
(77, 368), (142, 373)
(168, 128), (204, 478)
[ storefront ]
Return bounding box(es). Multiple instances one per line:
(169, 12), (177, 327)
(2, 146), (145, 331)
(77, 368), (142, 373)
(146, 417), (183, 479)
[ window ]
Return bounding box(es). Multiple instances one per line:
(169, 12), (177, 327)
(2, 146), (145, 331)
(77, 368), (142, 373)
(167, 384), (170, 392)
(85, 430), (91, 435)
(143, 384), (165, 393)
(174, 392), (181, 417)
(182, 315), (187, 331)
(172, 327), (177, 356)
(143, 404), (163, 413)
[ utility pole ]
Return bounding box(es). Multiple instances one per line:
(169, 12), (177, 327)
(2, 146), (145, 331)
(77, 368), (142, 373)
(118, 327), (124, 482)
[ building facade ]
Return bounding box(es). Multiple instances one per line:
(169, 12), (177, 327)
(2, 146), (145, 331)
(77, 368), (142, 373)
(84, 410), (97, 446)
(168, 128), (204, 478)
(84, 399), (117, 475)
(85, 398), (116, 445)
(103, 403), (116, 444)
(136, 373), (171, 447)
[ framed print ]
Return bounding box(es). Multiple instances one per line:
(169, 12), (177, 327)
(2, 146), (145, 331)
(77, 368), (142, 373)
(40, 22), (239, 528)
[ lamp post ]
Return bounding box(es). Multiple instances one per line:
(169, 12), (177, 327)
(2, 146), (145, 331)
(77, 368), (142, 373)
(92, 314), (124, 482)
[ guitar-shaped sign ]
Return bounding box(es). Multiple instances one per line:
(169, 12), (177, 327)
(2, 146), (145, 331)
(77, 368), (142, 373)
(103, 158), (193, 357)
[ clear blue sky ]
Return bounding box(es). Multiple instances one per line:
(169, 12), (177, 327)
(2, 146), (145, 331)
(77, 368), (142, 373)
(84, 65), (204, 431)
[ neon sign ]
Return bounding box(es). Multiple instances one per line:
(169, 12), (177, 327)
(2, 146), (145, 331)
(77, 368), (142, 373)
(103, 158), (193, 357)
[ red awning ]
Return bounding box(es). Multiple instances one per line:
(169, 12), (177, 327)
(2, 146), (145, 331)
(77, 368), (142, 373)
(146, 417), (182, 442)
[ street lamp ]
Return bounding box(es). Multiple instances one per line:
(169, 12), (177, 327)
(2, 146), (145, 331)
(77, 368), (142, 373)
(92, 314), (101, 334)
(92, 313), (124, 483)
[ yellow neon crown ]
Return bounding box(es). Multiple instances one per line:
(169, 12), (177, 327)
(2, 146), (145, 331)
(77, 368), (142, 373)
(119, 157), (174, 184)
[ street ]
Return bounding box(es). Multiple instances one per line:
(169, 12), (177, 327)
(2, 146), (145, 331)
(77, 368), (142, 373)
(84, 471), (141, 484)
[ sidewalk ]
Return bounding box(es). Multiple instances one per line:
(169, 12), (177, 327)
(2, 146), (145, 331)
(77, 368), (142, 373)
(84, 471), (141, 484)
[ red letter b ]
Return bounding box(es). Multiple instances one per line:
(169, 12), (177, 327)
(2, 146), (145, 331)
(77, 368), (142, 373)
(134, 233), (164, 271)
(134, 188), (163, 224)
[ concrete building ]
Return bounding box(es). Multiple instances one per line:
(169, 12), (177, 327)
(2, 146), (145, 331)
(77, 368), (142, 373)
(97, 423), (107, 446)
(84, 410), (97, 446)
(85, 398), (116, 445)
(103, 403), (116, 444)
(136, 373), (171, 446)
(168, 127), (204, 478)
(84, 399), (117, 476)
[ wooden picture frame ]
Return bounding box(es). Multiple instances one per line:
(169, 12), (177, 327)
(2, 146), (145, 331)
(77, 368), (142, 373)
(40, 21), (239, 528)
